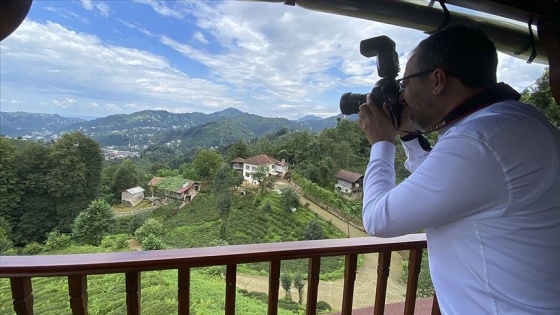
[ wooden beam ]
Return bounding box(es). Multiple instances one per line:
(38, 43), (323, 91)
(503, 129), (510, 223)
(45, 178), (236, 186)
(125, 272), (140, 315)
(404, 248), (423, 315)
(178, 268), (190, 315)
(373, 251), (391, 315)
(267, 261), (281, 315)
(225, 264), (237, 315)
(10, 277), (33, 315)
(305, 257), (321, 315)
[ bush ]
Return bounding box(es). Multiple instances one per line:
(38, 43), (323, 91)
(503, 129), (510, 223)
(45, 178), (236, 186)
(135, 218), (164, 243)
(128, 212), (148, 234)
(22, 242), (44, 255)
(302, 220), (324, 240)
(141, 234), (165, 250)
(261, 200), (272, 212)
(45, 230), (72, 250)
(317, 300), (332, 313)
(101, 233), (130, 250)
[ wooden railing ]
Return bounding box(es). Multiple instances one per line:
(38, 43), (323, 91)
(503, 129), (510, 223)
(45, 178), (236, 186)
(0, 234), (440, 315)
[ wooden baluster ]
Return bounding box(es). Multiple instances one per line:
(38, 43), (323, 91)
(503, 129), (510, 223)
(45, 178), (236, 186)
(341, 254), (358, 315)
(267, 260), (281, 315)
(305, 257), (321, 315)
(126, 272), (141, 315)
(431, 293), (441, 315)
(404, 248), (423, 315)
(68, 275), (88, 315)
(373, 251), (391, 315)
(225, 264), (237, 315)
(178, 268), (190, 315)
(10, 277), (33, 315)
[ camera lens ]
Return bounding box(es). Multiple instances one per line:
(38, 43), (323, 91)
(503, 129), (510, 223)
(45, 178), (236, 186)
(340, 92), (367, 115)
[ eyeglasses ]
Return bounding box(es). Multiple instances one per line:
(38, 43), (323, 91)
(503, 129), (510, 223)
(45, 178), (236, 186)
(396, 68), (436, 85)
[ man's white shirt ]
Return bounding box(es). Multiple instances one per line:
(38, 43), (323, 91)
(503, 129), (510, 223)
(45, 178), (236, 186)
(362, 100), (560, 314)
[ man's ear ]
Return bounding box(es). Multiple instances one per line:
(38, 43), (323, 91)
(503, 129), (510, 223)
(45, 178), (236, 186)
(431, 68), (448, 96)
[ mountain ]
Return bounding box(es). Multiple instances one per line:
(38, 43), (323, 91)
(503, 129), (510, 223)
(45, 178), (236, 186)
(0, 108), (341, 151)
(296, 115), (322, 122)
(0, 112), (84, 137)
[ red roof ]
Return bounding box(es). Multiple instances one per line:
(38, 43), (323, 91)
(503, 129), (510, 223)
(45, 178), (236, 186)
(231, 157), (245, 163)
(335, 169), (363, 182)
(176, 182), (194, 194)
(242, 154), (279, 166)
(147, 176), (163, 186)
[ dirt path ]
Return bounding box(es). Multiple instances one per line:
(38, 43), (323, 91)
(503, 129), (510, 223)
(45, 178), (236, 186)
(234, 180), (408, 309)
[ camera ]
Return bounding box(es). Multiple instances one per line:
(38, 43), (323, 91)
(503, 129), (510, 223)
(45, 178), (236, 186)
(340, 36), (403, 126)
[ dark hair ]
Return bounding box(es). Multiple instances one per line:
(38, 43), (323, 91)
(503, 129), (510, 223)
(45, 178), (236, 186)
(412, 25), (498, 88)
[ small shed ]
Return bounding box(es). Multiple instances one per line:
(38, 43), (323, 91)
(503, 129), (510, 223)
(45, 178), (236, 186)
(121, 186), (145, 207)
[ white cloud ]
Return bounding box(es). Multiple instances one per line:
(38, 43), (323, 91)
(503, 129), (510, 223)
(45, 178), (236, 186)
(133, 0), (184, 19)
(80, 0), (93, 11)
(96, 2), (110, 18)
(192, 31), (208, 44)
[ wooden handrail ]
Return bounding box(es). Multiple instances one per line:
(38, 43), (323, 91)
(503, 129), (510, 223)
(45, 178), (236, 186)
(0, 234), (439, 315)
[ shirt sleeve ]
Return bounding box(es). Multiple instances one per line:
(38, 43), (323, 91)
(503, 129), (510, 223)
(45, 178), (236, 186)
(401, 138), (430, 172)
(362, 135), (509, 237)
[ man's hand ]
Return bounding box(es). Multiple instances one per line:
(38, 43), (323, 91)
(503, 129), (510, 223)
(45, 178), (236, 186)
(358, 94), (398, 144)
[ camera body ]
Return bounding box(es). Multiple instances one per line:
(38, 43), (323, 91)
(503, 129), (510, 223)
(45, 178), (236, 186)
(340, 36), (403, 121)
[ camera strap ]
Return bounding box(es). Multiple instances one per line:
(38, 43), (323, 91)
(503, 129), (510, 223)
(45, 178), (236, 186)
(426, 82), (521, 133)
(402, 82), (521, 152)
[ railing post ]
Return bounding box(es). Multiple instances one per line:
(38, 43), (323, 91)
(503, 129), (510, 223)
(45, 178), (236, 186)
(404, 248), (423, 314)
(178, 268), (190, 315)
(340, 254), (358, 315)
(225, 264), (237, 315)
(267, 260), (281, 315)
(10, 277), (33, 315)
(305, 257), (321, 315)
(68, 275), (88, 315)
(126, 271), (141, 315)
(373, 251), (391, 315)
(431, 293), (441, 315)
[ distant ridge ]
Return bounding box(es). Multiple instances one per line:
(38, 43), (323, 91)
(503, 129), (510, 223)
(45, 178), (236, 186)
(296, 114), (322, 122)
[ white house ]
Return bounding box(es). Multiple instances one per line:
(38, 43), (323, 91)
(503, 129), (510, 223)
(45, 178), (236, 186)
(231, 154), (288, 186)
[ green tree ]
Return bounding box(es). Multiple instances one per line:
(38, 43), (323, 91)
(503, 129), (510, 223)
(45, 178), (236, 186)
(47, 132), (103, 231)
(521, 68), (560, 127)
(213, 164), (236, 240)
(111, 159), (139, 199)
(252, 165), (272, 193)
(12, 143), (58, 244)
(0, 225), (14, 254)
(280, 273), (292, 300)
(226, 140), (251, 161)
(71, 199), (116, 246)
(302, 220), (323, 240)
(280, 188), (299, 212)
(192, 149), (223, 180)
(293, 273), (305, 304)
(135, 218), (164, 243)
(0, 138), (22, 227)
(45, 230), (72, 250)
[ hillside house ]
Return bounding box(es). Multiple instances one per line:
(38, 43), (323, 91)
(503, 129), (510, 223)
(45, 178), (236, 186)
(121, 186), (145, 207)
(147, 176), (200, 203)
(231, 154), (288, 186)
(335, 169), (363, 200)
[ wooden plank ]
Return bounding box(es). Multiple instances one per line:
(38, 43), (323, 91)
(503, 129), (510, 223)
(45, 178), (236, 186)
(404, 248), (423, 315)
(373, 251), (391, 315)
(10, 277), (33, 315)
(178, 268), (190, 315)
(68, 275), (88, 315)
(305, 257), (321, 315)
(267, 261), (281, 315)
(341, 254), (358, 315)
(225, 264), (237, 315)
(125, 271), (141, 315)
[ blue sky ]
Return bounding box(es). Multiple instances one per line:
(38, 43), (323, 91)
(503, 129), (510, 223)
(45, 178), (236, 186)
(0, 0), (547, 120)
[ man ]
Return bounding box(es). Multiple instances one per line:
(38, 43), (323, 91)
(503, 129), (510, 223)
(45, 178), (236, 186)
(358, 25), (560, 314)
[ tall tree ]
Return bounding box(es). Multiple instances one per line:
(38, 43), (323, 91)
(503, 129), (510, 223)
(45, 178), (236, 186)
(111, 159), (139, 199)
(280, 187), (299, 212)
(213, 164), (236, 240)
(72, 199), (116, 246)
(226, 140), (251, 161)
(47, 132), (103, 232)
(0, 138), (21, 228)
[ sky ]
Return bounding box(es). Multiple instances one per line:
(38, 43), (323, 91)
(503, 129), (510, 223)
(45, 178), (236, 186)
(0, 0), (547, 120)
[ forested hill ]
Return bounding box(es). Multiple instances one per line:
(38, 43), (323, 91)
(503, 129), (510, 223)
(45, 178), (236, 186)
(1, 107), (345, 149)
(0, 112), (84, 137)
